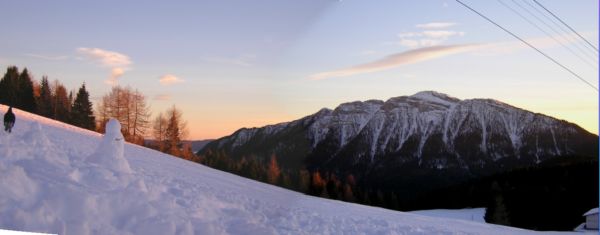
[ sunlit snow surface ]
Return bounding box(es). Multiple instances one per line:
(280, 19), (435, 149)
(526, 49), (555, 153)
(0, 106), (586, 234)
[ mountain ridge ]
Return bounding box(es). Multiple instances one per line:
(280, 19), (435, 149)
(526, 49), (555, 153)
(200, 91), (597, 174)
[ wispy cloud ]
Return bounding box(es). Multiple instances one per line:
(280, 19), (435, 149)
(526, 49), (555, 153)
(77, 47), (132, 85)
(24, 53), (69, 61)
(201, 54), (256, 67)
(396, 23), (465, 48)
(397, 31), (465, 47)
(159, 74), (184, 85)
(154, 94), (171, 101)
(309, 44), (482, 80)
(422, 30), (465, 38)
(77, 48), (131, 67)
(312, 30), (597, 81)
(415, 22), (457, 29)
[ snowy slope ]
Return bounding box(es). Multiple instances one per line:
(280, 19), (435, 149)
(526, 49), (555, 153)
(409, 208), (486, 223)
(0, 105), (583, 235)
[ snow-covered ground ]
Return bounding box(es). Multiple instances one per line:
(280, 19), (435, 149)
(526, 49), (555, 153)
(409, 208), (486, 223)
(0, 106), (589, 234)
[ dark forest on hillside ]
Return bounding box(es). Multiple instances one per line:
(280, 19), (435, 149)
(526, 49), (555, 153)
(199, 151), (598, 231)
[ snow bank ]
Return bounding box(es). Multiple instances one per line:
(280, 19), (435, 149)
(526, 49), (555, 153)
(0, 106), (581, 234)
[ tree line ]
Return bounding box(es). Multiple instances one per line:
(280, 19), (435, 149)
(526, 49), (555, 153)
(199, 150), (404, 208)
(0, 66), (95, 130)
(0, 66), (194, 160)
(199, 149), (598, 231)
(408, 156), (598, 231)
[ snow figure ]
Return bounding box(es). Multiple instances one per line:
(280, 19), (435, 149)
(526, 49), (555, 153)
(86, 118), (132, 174)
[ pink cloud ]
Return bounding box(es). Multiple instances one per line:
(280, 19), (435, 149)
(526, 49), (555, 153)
(309, 44), (482, 80)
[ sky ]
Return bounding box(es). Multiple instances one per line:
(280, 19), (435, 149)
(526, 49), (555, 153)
(0, 0), (598, 140)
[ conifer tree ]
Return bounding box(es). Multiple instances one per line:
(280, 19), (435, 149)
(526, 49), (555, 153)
(37, 76), (54, 118)
(485, 181), (511, 225)
(17, 68), (36, 112)
(0, 66), (20, 106)
(71, 83), (96, 130)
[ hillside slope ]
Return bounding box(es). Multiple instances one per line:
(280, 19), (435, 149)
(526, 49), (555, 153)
(0, 106), (581, 234)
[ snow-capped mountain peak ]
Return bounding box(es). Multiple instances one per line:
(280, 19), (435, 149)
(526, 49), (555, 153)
(409, 90), (460, 107)
(203, 91), (597, 171)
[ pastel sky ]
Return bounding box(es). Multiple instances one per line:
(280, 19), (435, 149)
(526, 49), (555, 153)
(0, 0), (597, 139)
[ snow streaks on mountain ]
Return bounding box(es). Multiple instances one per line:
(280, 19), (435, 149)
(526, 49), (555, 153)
(205, 91), (597, 171)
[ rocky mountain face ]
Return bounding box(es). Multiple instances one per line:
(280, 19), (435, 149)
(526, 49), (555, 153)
(200, 91), (597, 184)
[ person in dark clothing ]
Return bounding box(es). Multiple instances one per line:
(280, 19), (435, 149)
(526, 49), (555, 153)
(4, 106), (15, 133)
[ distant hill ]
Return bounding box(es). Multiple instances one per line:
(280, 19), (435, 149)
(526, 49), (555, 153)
(185, 139), (214, 152)
(145, 139), (213, 153)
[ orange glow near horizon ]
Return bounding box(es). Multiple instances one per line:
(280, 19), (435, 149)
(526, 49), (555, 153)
(184, 96), (598, 140)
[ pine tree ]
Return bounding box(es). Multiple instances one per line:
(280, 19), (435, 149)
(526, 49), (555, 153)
(326, 174), (340, 199)
(485, 181), (511, 225)
(0, 66), (20, 106)
(37, 76), (54, 118)
(17, 68), (36, 112)
(71, 83), (96, 130)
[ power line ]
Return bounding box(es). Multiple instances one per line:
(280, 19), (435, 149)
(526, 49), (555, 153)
(455, 0), (598, 91)
(533, 0), (599, 52)
(513, 0), (598, 63)
(521, 0), (599, 60)
(497, 0), (598, 70)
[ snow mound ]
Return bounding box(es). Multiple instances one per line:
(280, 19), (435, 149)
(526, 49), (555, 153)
(0, 105), (577, 234)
